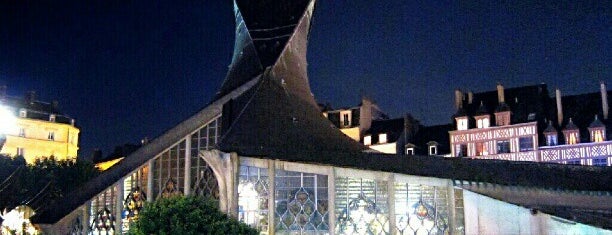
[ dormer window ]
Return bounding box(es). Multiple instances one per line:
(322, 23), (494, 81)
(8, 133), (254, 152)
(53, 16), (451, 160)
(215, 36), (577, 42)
(427, 141), (439, 156)
(474, 102), (489, 129)
(476, 117), (490, 129)
(19, 109), (27, 118)
(543, 121), (558, 146)
(563, 118), (580, 145)
(378, 134), (387, 144)
(363, 135), (372, 146)
(494, 111), (511, 126)
(429, 146), (437, 155)
(405, 143), (415, 155)
(588, 116), (606, 143)
(49, 114), (56, 122)
(340, 110), (351, 128)
(456, 117), (468, 130)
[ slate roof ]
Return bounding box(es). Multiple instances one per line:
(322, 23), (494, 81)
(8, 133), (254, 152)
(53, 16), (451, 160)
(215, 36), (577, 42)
(364, 118), (404, 144)
(0, 94), (74, 125)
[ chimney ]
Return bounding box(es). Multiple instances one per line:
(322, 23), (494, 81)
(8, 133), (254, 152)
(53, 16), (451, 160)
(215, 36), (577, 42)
(25, 91), (36, 105)
(454, 89), (463, 110)
(0, 85), (6, 100)
(601, 81), (609, 120)
(496, 83), (505, 103)
(52, 100), (59, 111)
(556, 88), (563, 126)
(468, 91), (474, 104)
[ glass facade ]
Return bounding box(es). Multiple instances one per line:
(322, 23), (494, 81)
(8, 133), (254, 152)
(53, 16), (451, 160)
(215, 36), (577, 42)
(335, 177), (389, 234)
(238, 166), (270, 232)
(394, 184), (448, 235)
(190, 118), (220, 198)
(275, 170), (329, 234)
(83, 117), (221, 234)
(89, 187), (117, 235)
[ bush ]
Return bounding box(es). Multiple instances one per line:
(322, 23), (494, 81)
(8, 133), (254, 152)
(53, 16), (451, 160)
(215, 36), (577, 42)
(128, 196), (258, 235)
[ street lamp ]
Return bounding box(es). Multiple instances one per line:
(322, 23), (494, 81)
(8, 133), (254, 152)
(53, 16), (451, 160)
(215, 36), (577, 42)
(0, 105), (16, 150)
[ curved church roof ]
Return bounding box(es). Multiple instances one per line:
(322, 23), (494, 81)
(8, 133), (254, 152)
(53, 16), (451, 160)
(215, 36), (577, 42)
(30, 0), (612, 229)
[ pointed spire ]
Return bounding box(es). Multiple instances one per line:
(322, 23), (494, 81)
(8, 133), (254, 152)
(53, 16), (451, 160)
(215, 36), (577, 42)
(475, 101), (488, 115)
(564, 118), (578, 130)
(543, 120), (556, 134)
(589, 115), (605, 128)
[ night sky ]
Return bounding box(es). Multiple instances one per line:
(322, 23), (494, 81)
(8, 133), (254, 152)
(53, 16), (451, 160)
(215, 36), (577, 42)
(0, 1), (609, 159)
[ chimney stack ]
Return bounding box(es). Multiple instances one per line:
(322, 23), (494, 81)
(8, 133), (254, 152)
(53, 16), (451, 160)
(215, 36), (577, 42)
(556, 88), (563, 126)
(52, 100), (59, 111)
(496, 83), (505, 103)
(468, 91), (474, 104)
(454, 89), (463, 110)
(601, 81), (609, 120)
(25, 91), (36, 105)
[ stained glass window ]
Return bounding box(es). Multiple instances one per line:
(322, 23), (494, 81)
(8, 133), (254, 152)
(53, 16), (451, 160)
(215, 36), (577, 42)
(190, 118), (220, 199)
(90, 208), (114, 235)
(238, 166), (269, 232)
(123, 187), (147, 221)
(69, 217), (83, 235)
(394, 184), (448, 235)
(160, 178), (182, 199)
(275, 170), (329, 234)
(335, 177), (389, 234)
(89, 187), (117, 235)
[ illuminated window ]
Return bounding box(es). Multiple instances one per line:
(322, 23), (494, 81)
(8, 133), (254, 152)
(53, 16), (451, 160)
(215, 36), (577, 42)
(238, 166), (269, 231)
(406, 148), (414, 155)
(379, 134), (387, 144)
(519, 137), (534, 151)
(340, 111), (351, 127)
(456, 118), (468, 130)
(429, 146), (437, 155)
(394, 184), (450, 234)
(593, 158), (607, 166)
(592, 130), (604, 142)
(476, 142), (487, 156)
(496, 140), (510, 153)
(49, 114), (56, 122)
(455, 144), (467, 157)
(48, 131), (55, 141)
(546, 134), (557, 146)
(19, 128), (25, 137)
(566, 132), (579, 145)
(476, 118), (490, 129)
(364, 136), (372, 146)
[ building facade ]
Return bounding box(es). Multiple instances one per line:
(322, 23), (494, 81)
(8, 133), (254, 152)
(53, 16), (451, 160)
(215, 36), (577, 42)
(449, 83), (611, 166)
(0, 88), (79, 163)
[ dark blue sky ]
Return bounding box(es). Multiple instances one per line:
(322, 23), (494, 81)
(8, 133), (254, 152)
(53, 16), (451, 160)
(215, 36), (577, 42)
(0, 1), (609, 158)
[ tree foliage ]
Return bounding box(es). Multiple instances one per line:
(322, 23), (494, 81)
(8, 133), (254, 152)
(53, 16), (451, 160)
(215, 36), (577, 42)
(0, 155), (99, 213)
(128, 196), (258, 235)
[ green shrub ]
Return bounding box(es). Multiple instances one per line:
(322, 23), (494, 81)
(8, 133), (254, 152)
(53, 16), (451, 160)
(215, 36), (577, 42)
(128, 196), (258, 235)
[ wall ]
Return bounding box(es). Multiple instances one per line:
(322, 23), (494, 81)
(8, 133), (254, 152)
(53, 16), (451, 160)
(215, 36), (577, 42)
(368, 142), (397, 154)
(463, 190), (610, 235)
(1, 117), (79, 163)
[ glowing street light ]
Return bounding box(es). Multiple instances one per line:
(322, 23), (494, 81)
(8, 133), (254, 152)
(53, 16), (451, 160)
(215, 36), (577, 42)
(0, 105), (16, 135)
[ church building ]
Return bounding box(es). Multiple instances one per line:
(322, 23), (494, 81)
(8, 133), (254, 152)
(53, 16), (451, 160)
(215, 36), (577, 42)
(2, 1), (609, 234)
